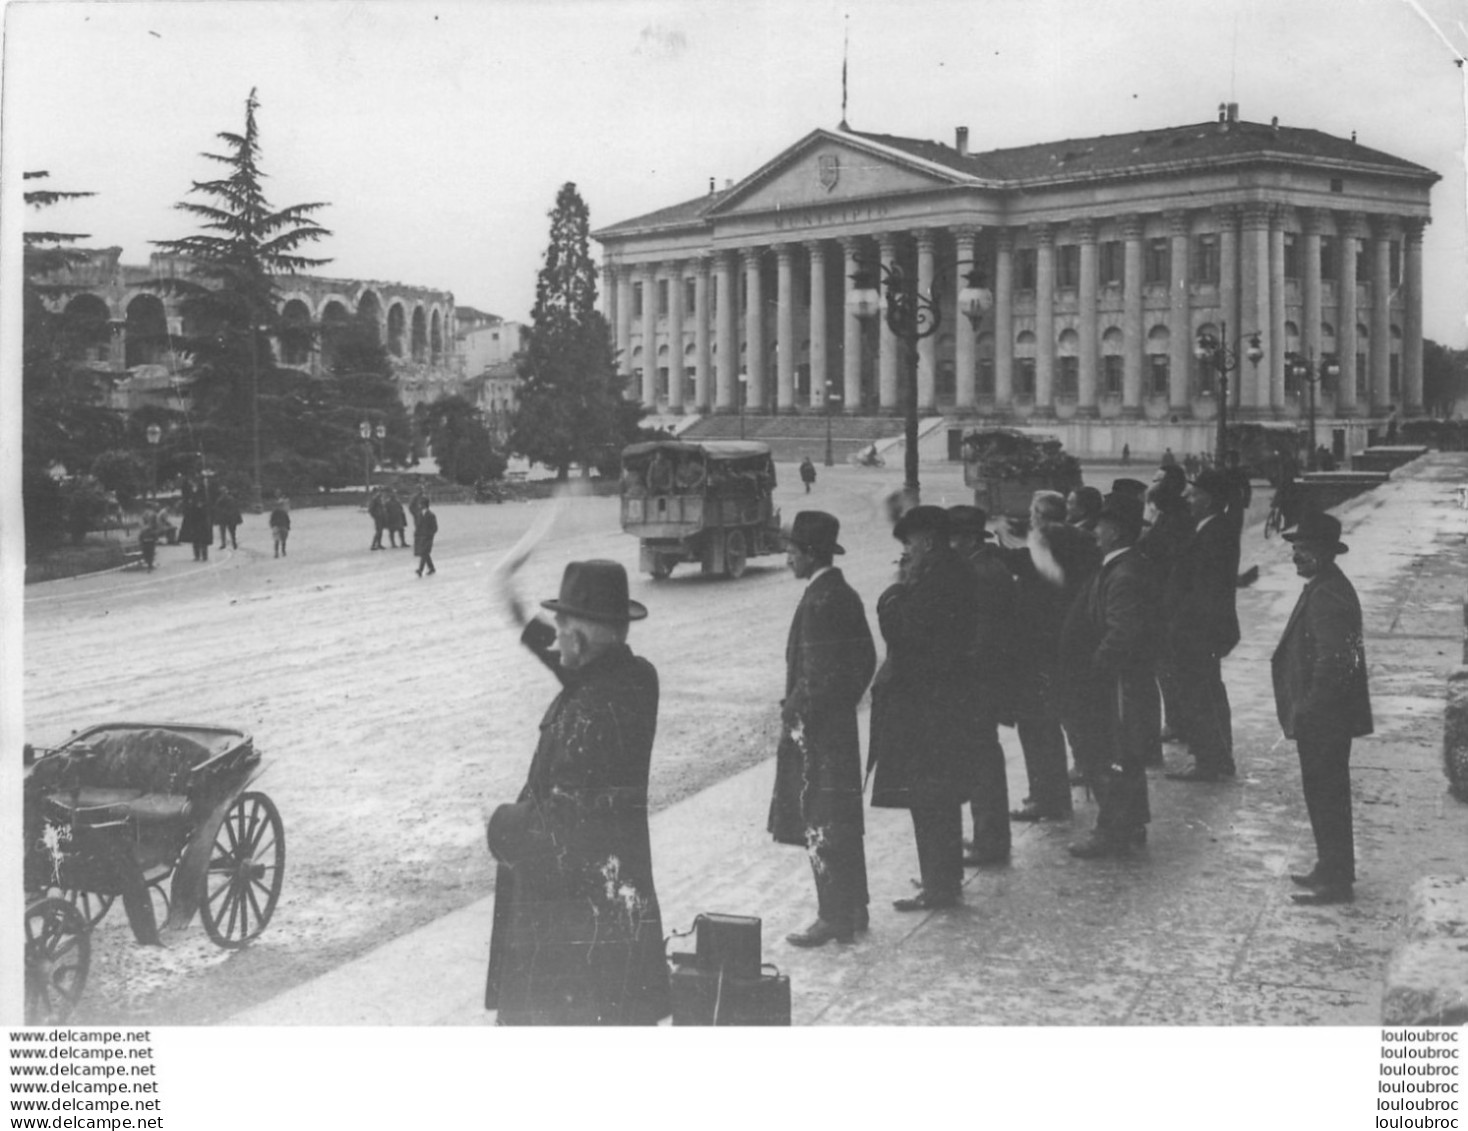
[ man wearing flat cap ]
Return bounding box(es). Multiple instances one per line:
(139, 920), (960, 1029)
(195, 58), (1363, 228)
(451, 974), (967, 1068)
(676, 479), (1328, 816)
(769, 512), (877, 946)
(485, 560), (670, 1024)
(1273, 513), (1372, 906)
(1057, 492), (1160, 857)
(948, 505), (1016, 865)
(1163, 467), (1241, 782)
(869, 506), (981, 909)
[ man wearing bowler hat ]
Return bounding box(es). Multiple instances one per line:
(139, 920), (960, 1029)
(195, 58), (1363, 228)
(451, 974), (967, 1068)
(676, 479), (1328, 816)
(485, 560), (670, 1024)
(869, 506), (980, 909)
(768, 512), (877, 946)
(1273, 513), (1371, 906)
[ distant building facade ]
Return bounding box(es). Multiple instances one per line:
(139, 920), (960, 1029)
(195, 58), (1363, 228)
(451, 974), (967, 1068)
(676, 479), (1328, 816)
(593, 105), (1437, 454)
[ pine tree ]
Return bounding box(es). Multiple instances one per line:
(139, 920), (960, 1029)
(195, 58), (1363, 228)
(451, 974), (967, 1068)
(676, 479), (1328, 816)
(511, 182), (643, 477)
(150, 88), (331, 504)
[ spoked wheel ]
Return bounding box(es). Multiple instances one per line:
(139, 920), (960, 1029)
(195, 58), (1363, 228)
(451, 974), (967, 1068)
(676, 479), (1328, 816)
(724, 530), (748, 579)
(26, 897), (90, 1024)
(201, 792), (285, 949)
(53, 888), (114, 929)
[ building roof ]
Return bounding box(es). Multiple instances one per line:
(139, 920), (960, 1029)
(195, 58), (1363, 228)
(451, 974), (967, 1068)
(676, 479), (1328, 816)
(594, 187), (736, 237)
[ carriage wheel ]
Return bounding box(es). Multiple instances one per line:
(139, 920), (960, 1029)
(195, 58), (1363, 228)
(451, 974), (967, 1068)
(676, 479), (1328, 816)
(200, 792), (285, 949)
(723, 530), (748, 579)
(25, 898), (90, 1025)
(54, 889), (114, 929)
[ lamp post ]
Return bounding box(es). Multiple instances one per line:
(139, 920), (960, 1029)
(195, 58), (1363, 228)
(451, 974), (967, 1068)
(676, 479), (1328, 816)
(1287, 351), (1340, 470)
(847, 255), (991, 498)
(358, 420), (373, 497)
(1194, 321), (1263, 461)
(823, 380), (837, 468)
(145, 424), (162, 500)
(738, 374), (747, 440)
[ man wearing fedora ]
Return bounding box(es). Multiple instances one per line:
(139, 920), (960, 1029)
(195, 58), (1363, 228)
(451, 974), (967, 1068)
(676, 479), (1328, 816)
(484, 560), (670, 1024)
(1273, 513), (1372, 906)
(768, 512), (877, 947)
(1164, 467), (1241, 782)
(869, 506), (981, 910)
(1057, 492), (1160, 857)
(948, 504), (1016, 866)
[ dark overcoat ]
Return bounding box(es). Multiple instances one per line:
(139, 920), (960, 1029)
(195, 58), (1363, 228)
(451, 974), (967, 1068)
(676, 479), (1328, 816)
(868, 547), (981, 808)
(1164, 514), (1240, 661)
(999, 522), (1099, 711)
(965, 544), (1019, 724)
(485, 621), (670, 1025)
(215, 494), (243, 529)
(177, 483), (211, 547)
(385, 498), (407, 532)
(413, 510), (437, 555)
(768, 568), (877, 846)
(1272, 562), (1373, 740)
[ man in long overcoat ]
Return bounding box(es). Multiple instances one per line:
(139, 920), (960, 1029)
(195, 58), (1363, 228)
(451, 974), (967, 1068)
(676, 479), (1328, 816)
(869, 506), (980, 910)
(413, 498), (437, 576)
(1164, 468), (1241, 782)
(384, 491), (408, 549)
(485, 559), (670, 1024)
(768, 512), (877, 946)
(1272, 513), (1372, 906)
(368, 489), (387, 550)
(178, 476), (211, 562)
(1057, 493), (1160, 857)
(1139, 465), (1193, 745)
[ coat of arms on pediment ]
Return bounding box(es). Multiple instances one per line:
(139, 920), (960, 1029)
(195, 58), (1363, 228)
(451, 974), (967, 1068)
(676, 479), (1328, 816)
(817, 153), (840, 192)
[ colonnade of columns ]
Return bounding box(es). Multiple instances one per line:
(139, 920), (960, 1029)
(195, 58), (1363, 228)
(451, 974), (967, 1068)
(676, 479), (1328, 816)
(606, 204), (1427, 419)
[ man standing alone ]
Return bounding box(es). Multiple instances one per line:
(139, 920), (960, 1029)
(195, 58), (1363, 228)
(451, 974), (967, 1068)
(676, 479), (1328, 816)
(1273, 513), (1371, 906)
(414, 498), (437, 577)
(768, 512), (877, 947)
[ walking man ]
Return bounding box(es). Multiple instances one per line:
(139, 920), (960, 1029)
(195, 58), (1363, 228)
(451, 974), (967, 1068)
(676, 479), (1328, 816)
(799, 456), (817, 494)
(1273, 513), (1371, 906)
(414, 498), (437, 576)
(369, 489), (387, 551)
(269, 497), (291, 558)
(215, 488), (242, 550)
(485, 560), (670, 1023)
(869, 506), (980, 911)
(768, 512), (877, 947)
(385, 490), (408, 548)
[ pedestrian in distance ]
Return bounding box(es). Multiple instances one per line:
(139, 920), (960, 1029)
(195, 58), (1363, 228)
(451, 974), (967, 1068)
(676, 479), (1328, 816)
(137, 507), (161, 571)
(409, 486), (429, 529)
(485, 559), (670, 1024)
(178, 477), (211, 562)
(1273, 512), (1371, 906)
(768, 511), (877, 947)
(368, 489), (387, 551)
(1121, 443), (1131, 467)
(868, 506), (981, 911)
(414, 498), (437, 576)
(215, 488), (243, 550)
(799, 455), (817, 494)
(269, 497), (291, 558)
(385, 490), (408, 548)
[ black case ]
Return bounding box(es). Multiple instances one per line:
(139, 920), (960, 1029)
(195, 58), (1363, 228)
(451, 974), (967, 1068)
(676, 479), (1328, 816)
(669, 962), (791, 1026)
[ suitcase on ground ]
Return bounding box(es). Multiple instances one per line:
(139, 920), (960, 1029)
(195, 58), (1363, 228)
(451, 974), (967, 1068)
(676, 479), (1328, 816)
(668, 961), (791, 1026)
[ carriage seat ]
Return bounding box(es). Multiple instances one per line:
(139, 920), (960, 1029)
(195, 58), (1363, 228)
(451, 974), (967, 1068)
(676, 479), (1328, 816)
(45, 787), (192, 826)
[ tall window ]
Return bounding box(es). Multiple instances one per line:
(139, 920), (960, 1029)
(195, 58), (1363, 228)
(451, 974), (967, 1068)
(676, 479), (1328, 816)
(977, 357), (995, 397)
(1283, 233), (1301, 280)
(1144, 238), (1170, 285)
(1320, 236), (1336, 282)
(1057, 329), (1079, 396)
(1016, 357), (1036, 396)
(1390, 240), (1402, 289)
(1015, 248), (1037, 291)
(1354, 239), (1368, 283)
(1056, 245), (1080, 289)
(1193, 234), (1219, 284)
(1100, 241), (1124, 286)
(657, 279), (669, 316)
(1149, 354), (1170, 396)
(632, 283), (643, 318)
(685, 279), (697, 316)
(1102, 327), (1124, 396)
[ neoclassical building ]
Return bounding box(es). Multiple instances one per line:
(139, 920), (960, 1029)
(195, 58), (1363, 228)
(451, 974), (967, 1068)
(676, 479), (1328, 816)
(593, 105), (1437, 452)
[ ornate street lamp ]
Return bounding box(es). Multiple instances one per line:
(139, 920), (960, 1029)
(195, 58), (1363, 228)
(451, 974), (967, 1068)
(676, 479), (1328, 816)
(1287, 351), (1340, 470)
(823, 380), (838, 468)
(358, 420), (373, 497)
(145, 424), (162, 500)
(1194, 321), (1263, 461)
(847, 255), (991, 497)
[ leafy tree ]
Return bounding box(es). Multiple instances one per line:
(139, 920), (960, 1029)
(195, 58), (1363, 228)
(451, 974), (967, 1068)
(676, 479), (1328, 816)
(1422, 339), (1467, 417)
(330, 317), (413, 466)
(415, 395), (503, 485)
(149, 88), (331, 504)
(90, 451), (150, 509)
(511, 182), (645, 478)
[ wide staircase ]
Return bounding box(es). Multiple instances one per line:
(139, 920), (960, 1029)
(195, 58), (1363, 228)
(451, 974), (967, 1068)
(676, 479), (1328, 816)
(680, 414), (908, 464)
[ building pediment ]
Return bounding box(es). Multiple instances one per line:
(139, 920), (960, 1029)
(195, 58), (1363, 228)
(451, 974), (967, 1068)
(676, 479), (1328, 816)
(707, 129), (987, 223)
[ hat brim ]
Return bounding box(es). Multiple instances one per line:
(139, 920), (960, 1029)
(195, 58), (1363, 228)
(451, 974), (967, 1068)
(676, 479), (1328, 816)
(780, 532), (845, 554)
(1281, 531), (1349, 555)
(540, 598), (649, 622)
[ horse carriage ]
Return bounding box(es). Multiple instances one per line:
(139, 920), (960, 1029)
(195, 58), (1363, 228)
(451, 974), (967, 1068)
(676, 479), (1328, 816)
(23, 723), (285, 1024)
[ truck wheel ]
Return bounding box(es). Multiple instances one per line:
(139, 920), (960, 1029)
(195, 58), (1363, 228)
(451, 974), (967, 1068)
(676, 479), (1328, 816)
(650, 554), (674, 580)
(724, 530), (748, 579)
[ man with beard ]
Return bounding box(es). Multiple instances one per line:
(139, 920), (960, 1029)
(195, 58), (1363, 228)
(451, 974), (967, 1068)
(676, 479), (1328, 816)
(485, 560), (670, 1024)
(1273, 513), (1371, 906)
(869, 506), (979, 910)
(768, 512), (877, 946)
(1058, 493), (1160, 858)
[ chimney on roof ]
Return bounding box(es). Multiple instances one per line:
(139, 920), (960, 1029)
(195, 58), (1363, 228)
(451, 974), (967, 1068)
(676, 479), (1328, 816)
(955, 126), (969, 157)
(1270, 115), (1279, 134)
(1226, 101), (1239, 123)
(1351, 130), (1357, 143)
(709, 177), (716, 195)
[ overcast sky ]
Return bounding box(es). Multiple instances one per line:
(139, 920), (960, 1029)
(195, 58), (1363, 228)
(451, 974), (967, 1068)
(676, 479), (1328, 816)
(4, 0), (1466, 345)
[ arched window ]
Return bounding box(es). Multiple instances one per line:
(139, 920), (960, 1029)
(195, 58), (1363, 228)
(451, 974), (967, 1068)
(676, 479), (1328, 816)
(279, 299), (313, 367)
(1014, 331), (1037, 398)
(321, 301), (351, 371)
(1056, 329), (1079, 397)
(125, 294), (169, 368)
(430, 310), (443, 364)
(411, 307), (427, 361)
(357, 291), (383, 346)
(63, 294), (112, 363)
(387, 303), (406, 358)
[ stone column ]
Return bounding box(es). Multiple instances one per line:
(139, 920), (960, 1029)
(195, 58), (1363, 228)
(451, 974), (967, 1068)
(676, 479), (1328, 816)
(1404, 218), (1427, 414)
(1240, 204), (1272, 411)
(1270, 216), (1287, 410)
(640, 261), (658, 409)
(693, 256), (711, 411)
(806, 240), (828, 408)
(616, 265), (634, 382)
(841, 237), (863, 414)
(1370, 215), (1393, 411)
(878, 233), (900, 412)
(1217, 206), (1241, 409)
(1300, 208), (1322, 365)
(994, 228), (1014, 409)
(666, 261), (685, 412)
(1337, 212), (1363, 414)
(714, 251), (737, 412)
(954, 226), (978, 411)
(1166, 209), (1192, 411)
(604, 262), (620, 364)
(743, 247), (765, 410)
(1033, 223), (1055, 412)
(774, 243), (796, 411)
(1076, 218), (1099, 415)
(1121, 215), (1144, 413)
(915, 229), (938, 412)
